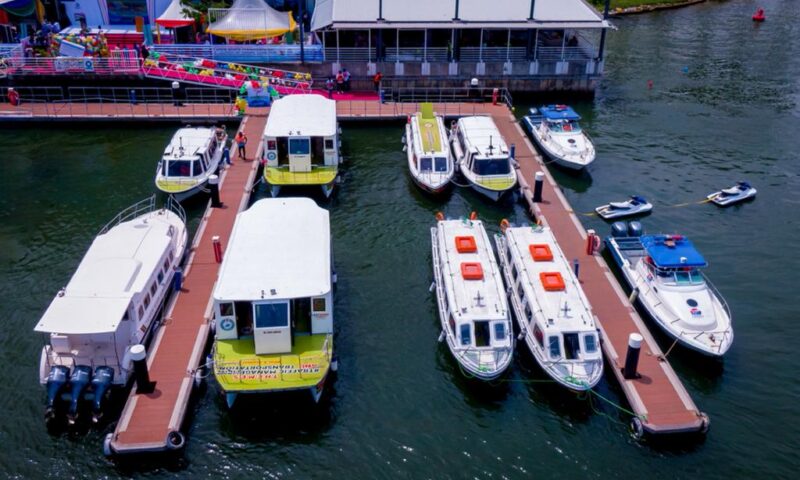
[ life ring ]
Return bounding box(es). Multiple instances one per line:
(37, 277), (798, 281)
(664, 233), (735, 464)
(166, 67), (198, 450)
(469, 211), (478, 221)
(166, 431), (186, 450)
(266, 151), (276, 161)
(220, 318), (235, 331)
(435, 212), (445, 221)
(500, 219), (511, 231)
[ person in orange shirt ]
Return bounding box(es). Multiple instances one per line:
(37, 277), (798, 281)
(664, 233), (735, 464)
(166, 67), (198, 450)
(235, 131), (248, 160)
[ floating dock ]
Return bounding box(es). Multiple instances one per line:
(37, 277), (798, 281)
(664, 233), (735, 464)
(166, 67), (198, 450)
(9, 98), (705, 450)
(106, 109), (267, 455)
(490, 108), (708, 436)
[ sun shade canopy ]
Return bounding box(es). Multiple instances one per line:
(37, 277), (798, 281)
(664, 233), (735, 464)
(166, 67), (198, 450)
(156, 0), (196, 28)
(642, 235), (708, 268)
(207, 0), (297, 40)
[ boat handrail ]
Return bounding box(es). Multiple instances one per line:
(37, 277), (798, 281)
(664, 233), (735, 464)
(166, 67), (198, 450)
(701, 271), (733, 325)
(42, 345), (122, 376)
(98, 194), (186, 236)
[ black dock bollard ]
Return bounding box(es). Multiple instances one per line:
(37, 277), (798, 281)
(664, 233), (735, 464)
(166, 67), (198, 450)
(130, 344), (155, 393)
(171, 81), (180, 107)
(533, 171), (544, 202)
(209, 174), (222, 208)
(623, 333), (643, 379)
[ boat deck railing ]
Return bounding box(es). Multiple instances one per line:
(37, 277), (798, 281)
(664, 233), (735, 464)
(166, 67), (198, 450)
(41, 345), (124, 379)
(383, 86), (513, 110)
(98, 194), (185, 235)
(3, 85), (238, 104)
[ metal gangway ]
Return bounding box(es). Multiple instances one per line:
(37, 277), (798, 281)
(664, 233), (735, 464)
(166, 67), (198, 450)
(142, 51), (313, 94)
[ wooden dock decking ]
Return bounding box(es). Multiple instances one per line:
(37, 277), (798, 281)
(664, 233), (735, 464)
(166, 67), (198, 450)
(489, 109), (707, 436)
(108, 109), (267, 454)
(5, 98), (705, 452)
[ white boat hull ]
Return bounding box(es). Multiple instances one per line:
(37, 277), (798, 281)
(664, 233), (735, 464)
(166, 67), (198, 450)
(405, 124), (454, 194)
(606, 237), (733, 357)
(524, 117), (595, 170)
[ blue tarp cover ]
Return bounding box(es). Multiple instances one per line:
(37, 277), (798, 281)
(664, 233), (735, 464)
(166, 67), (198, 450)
(641, 235), (707, 268)
(540, 105), (581, 121)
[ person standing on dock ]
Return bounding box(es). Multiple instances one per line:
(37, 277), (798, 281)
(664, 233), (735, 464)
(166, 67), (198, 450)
(343, 69), (351, 92)
(372, 71), (382, 92)
(325, 77), (334, 99)
(235, 131), (248, 160)
(335, 70), (344, 94)
(7, 87), (20, 106)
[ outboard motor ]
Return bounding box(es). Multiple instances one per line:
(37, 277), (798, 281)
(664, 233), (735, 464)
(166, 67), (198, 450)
(91, 366), (115, 424)
(44, 365), (70, 422)
(611, 221), (628, 238)
(66, 365), (92, 425)
(628, 221), (644, 237)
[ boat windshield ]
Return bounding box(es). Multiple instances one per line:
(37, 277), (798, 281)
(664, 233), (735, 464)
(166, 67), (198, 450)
(422, 157), (448, 172)
(548, 120), (582, 133)
(434, 157), (448, 172)
(473, 157), (511, 176)
(650, 263), (705, 285)
(166, 159), (192, 177)
(420, 157), (433, 172)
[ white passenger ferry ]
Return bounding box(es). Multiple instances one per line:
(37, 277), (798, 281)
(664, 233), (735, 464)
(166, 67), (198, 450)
(496, 222), (602, 390)
(404, 103), (454, 193)
(212, 198), (335, 406)
(431, 213), (513, 380)
(450, 116), (517, 201)
(262, 95), (342, 198)
(35, 196), (187, 425)
(155, 126), (226, 201)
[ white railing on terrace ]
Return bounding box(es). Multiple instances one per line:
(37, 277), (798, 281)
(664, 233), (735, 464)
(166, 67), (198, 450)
(460, 46), (527, 62)
(535, 46), (592, 61)
(4, 50), (141, 76)
(386, 47), (449, 62)
(324, 47), (373, 62)
(153, 44), (324, 63)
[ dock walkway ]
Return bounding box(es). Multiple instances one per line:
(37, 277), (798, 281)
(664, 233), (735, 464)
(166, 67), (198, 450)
(489, 107), (707, 436)
(107, 109), (267, 454)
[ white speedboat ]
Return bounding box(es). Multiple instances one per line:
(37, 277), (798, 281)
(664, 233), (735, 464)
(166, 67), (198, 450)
(262, 95), (342, 198)
(431, 213), (513, 380)
(707, 181), (757, 206)
(450, 116), (517, 201)
(212, 198), (335, 406)
(605, 222), (733, 357)
(35, 196), (187, 425)
(595, 195), (653, 220)
(496, 222), (602, 390)
(523, 105), (595, 170)
(404, 102), (454, 194)
(155, 127), (227, 201)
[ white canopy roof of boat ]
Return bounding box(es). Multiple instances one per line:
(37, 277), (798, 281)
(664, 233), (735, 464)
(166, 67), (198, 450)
(263, 94), (337, 138)
(214, 198), (331, 302)
(457, 116), (509, 159)
(163, 127), (215, 160)
(156, 0), (196, 28)
(35, 212), (175, 334)
(207, 0), (297, 40)
(311, 0), (610, 30)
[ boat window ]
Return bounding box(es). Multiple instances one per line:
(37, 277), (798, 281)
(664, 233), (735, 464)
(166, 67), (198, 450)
(584, 334), (598, 354)
(150, 281), (157, 296)
(675, 269), (704, 285)
(163, 259), (170, 272)
(219, 302), (234, 316)
(159, 161), (166, 176)
(474, 158), (511, 176)
(122, 310), (129, 322)
(434, 157), (448, 172)
(254, 302), (289, 328)
(167, 160), (191, 177)
(138, 305), (144, 319)
(289, 138), (310, 155)
(267, 139), (277, 151)
(448, 315), (456, 334)
(420, 157), (433, 172)
(564, 333), (580, 360)
(192, 157), (204, 176)
(325, 138), (334, 150)
(475, 321), (490, 347)
(459, 324), (471, 346)
(524, 301), (532, 320)
(312, 297), (327, 313)
(511, 265), (518, 281)
(157, 271), (164, 284)
(548, 336), (561, 359)
(143, 293), (151, 310)
(494, 323), (506, 341)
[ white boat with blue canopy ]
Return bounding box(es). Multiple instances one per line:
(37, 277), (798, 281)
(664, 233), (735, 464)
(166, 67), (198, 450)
(707, 181), (757, 206)
(605, 222), (733, 357)
(524, 105), (595, 170)
(595, 195), (653, 220)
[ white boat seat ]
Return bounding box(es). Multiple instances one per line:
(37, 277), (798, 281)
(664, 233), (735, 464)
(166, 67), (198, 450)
(721, 187), (741, 195)
(609, 201), (631, 209)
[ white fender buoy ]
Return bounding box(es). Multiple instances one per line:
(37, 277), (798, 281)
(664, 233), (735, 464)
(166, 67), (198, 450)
(166, 431), (186, 450)
(103, 433), (114, 457)
(331, 356), (339, 372)
(429, 281), (436, 293)
(630, 417), (644, 440)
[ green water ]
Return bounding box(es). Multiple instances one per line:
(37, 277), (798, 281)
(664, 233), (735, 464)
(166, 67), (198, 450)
(2, 0), (799, 477)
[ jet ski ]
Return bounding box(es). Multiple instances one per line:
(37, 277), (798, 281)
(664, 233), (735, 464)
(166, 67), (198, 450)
(707, 181), (757, 206)
(595, 195), (653, 220)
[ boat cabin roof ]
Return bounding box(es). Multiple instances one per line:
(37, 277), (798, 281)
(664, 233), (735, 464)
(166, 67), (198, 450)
(411, 107), (447, 156)
(540, 105), (581, 121)
(163, 127), (216, 160)
(35, 211), (175, 334)
(437, 219), (507, 323)
(456, 116), (509, 159)
(214, 198), (331, 302)
(505, 226), (595, 333)
(263, 94), (337, 138)
(642, 235), (707, 268)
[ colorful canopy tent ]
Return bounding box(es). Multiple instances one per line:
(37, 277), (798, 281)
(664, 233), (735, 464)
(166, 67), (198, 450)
(207, 0), (296, 41)
(156, 0), (195, 28)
